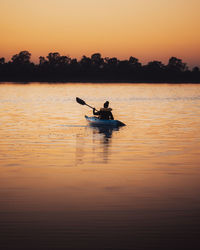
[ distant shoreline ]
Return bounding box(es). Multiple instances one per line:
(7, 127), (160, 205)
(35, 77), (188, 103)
(1, 80), (200, 84)
(1, 51), (200, 83)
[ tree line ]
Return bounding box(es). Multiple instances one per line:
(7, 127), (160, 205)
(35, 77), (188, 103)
(0, 51), (199, 82)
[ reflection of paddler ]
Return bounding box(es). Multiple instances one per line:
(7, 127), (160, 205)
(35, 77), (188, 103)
(93, 101), (114, 120)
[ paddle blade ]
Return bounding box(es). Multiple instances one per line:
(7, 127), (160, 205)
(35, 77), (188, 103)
(76, 97), (86, 105)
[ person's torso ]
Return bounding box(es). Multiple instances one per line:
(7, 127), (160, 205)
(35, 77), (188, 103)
(99, 108), (112, 120)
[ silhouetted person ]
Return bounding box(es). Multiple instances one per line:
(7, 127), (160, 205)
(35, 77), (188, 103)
(93, 101), (114, 120)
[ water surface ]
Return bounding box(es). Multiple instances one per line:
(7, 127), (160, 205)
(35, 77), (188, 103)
(0, 83), (200, 249)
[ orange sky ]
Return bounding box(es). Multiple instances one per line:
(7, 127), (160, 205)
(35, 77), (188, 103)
(0, 0), (200, 67)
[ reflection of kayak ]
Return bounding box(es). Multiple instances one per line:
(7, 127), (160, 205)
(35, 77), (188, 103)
(85, 115), (126, 127)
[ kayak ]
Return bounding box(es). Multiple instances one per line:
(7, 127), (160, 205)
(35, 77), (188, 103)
(85, 115), (126, 127)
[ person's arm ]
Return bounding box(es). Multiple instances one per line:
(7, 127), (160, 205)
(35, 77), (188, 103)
(109, 112), (114, 120)
(93, 108), (100, 115)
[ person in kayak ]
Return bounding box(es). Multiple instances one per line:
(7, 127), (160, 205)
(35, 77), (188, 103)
(93, 101), (114, 120)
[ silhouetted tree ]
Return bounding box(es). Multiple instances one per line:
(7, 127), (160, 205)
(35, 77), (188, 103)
(142, 61), (166, 82)
(167, 57), (188, 72)
(146, 61), (165, 70)
(58, 56), (71, 65)
(46, 52), (61, 65)
(190, 66), (200, 82)
(11, 51), (31, 64)
(91, 53), (104, 67)
(39, 56), (47, 65)
(4, 51), (34, 81)
(105, 57), (118, 66)
(0, 57), (5, 64)
(0, 57), (6, 80)
(80, 55), (91, 67)
(192, 66), (199, 72)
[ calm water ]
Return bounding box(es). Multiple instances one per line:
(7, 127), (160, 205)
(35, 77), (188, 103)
(0, 83), (200, 250)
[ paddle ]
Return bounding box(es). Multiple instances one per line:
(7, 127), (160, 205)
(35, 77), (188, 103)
(76, 97), (98, 111)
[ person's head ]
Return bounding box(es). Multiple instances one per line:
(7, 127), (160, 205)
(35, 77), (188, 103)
(104, 101), (109, 108)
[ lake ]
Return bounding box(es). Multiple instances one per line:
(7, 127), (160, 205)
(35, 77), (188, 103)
(0, 83), (200, 250)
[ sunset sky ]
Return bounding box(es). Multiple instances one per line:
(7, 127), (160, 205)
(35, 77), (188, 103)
(1, 0), (200, 67)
